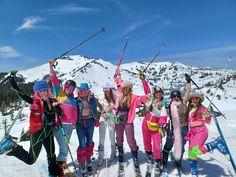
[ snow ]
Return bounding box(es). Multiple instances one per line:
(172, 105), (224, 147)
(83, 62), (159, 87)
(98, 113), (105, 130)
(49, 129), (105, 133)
(0, 56), (236, 177)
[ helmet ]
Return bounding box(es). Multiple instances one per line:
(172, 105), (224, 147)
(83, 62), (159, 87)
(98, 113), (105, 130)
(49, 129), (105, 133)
(170, 90), (182, 99)
(65, 80), (76, 88)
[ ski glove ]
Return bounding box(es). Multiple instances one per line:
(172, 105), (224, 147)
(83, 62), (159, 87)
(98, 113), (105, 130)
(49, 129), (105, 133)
(94, 119), (100, 127)
(159, 125), (166, 138)
(139, 71), (145, 80)
(185, 73), (191, 83)
(10, 70), (17, 77)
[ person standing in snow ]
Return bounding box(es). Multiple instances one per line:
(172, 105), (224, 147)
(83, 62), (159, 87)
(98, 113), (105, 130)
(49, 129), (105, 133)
(162, 75), (191, 175)
(185, 92), (228, 176)
(97, 83), (117, 166)
(49, 60), (77, 177)
(75, 82), (104, 176)
(114, 70), (150, 169)
(0, 73), (61, 176)
(142, 83), (168, 177)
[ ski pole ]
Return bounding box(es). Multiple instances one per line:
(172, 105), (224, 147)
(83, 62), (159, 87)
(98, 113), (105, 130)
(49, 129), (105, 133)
(114, 38), (129, 77)
(185, 73), (227, 119)
(211, 106), (236, 174)
(0, 70), (17, 85)
(57, 116), (78, 175)
(142, 43), (167, 73)
(53, 27), (106, 68)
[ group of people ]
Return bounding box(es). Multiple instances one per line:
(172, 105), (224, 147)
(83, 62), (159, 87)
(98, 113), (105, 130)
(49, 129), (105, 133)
(0, 60), (229, 177)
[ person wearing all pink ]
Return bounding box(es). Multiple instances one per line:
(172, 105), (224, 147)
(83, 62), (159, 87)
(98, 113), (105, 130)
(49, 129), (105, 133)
(142, 85), (167, 177)
(186, 92), (228, 176)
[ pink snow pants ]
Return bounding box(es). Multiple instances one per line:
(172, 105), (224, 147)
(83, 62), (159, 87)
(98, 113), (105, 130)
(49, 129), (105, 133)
(188, 125), (208, 157)
(142, 117), (162, 160)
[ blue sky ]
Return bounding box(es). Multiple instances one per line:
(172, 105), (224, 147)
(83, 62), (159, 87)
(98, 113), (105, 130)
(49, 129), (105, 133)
(1, 0), (236, 72)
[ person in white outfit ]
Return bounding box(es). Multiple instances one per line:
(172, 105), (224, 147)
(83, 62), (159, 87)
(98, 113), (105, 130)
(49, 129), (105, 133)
(97, 83), (117, 165)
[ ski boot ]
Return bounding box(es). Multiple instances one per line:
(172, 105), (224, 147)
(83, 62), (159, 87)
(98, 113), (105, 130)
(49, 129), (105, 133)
(87, 158), (93, 174)
(0, 136), (16, 155)
(57, 161), (66, 177)
(205, 137), (228, 155)
(175, 160), (183, 177)
(80, 163), (87, 177)
(145, 152), (153, 177)
(189, 159), (198, 177)
(154, 159), (161, 177)
(109, 145), (116, 162)
(118, 146), (124, 163)
(97, 145), (104, 166)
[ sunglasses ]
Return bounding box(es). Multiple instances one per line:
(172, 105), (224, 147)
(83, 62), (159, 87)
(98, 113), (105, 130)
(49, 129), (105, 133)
(173, 95), (181, 98)
(192, 97), (200, 100)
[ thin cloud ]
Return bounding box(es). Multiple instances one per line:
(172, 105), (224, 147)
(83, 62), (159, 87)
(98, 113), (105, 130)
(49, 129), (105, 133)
(42, 4), (100, 15)
(163, 45), (236, 59)
(17, 16), (45, 31)
(122, 19), (149, 35)
(0, 46), (21, 58)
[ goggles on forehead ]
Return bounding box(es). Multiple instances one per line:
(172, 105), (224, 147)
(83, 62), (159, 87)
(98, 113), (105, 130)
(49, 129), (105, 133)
(37, 88), (48, 93)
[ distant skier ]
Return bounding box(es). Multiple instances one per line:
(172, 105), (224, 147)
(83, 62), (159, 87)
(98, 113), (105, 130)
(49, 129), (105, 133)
(141, 75), (168, 177)
(75, 82), (103, 176)
(97, 83), (117, 166)
(114, 69), (149, 173)
(0, 73), (61, 176)
(162, 75), (191, 176)
(185, 92), (228, 176)
(49, 60), (77, 177)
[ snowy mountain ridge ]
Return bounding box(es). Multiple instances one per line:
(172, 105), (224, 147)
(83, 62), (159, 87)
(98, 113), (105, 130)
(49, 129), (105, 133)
(17, 55), (236, 107)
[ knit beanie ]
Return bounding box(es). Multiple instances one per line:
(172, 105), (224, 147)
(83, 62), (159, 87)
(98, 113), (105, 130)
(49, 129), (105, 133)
(33, 80), (49, 92)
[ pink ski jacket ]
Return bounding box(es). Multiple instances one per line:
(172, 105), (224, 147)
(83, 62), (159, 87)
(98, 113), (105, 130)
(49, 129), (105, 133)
(114, 76), (150, 123)
(50, 73), (77, 124)
(188, 105), (211, 128)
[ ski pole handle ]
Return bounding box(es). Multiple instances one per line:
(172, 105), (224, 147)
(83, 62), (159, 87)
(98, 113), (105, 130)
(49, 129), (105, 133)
(143, 43), (167, 73)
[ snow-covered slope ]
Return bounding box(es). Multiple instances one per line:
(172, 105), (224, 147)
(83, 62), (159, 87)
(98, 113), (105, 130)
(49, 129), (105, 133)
(1, 55), (236, 177)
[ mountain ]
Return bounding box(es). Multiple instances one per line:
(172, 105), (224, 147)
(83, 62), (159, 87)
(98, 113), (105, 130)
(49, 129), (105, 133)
(17, 55), (236, 103)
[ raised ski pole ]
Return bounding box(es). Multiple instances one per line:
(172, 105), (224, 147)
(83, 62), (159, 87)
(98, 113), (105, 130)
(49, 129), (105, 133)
(142, 43), (167, 73)
(56, 112), (78, 175)
(185, 73), (227, 119)
(114, 38), (129, 77)
(211, 107), (236, 174)
(53, 27), (106, 68)
(0, 70), (17, 85)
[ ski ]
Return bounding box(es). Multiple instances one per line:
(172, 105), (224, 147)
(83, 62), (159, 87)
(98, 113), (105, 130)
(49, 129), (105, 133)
(134, 165), (142, 177)
(117, 162), (125, 177)
(0, 102), (26, 143)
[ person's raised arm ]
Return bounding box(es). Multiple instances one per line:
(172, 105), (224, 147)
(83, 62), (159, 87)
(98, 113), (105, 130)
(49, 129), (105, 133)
(9, 74), (33, 104)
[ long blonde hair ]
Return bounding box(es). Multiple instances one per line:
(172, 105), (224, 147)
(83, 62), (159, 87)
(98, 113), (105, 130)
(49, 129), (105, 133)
(119, 90), (132, 108)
